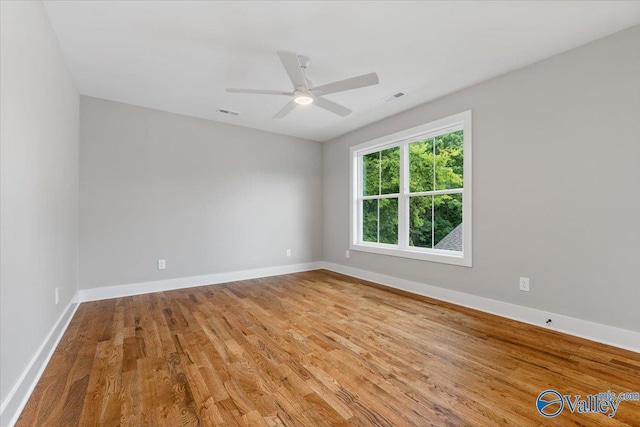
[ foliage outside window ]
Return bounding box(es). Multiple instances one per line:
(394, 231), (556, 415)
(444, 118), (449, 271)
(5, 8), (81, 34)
(350, 111), (472, 266)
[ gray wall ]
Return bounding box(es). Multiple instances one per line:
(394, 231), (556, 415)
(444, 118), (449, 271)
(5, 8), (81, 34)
(0, 1), (79, 404)
(323, 25), (640, 332)
(80, 97), (322, 289)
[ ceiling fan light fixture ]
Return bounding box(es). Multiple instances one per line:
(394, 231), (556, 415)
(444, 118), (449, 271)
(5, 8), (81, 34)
(294, 94), (314, 105)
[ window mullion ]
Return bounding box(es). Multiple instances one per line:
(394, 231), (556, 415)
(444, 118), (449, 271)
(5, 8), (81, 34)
(407, 188), (463, 197)
(357, 154), (364, 244)
(431, 137), (436, 248)
(398, 143), (409, 249)
(377, 151), (381, 243)
(362, 193), (400, 200)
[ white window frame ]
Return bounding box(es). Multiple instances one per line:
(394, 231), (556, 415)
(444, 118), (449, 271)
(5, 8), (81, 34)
(350, 110), (472, 267)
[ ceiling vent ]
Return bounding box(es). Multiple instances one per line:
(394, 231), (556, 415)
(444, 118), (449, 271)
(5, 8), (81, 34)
(217, 108), (240, 116)
(383, 91), (406, 102)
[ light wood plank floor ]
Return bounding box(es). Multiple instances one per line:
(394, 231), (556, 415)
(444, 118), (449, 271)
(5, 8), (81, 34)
(17, 270), (640, 426)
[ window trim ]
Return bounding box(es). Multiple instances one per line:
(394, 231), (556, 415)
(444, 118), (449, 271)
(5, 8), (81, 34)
(349, 110), (472, 267)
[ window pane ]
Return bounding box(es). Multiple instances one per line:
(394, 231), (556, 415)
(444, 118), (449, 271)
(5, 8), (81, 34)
(409, 139), (434, 193)
(379, 198), (398, 244)
(362, 199), (378, 242)
(433, 193), (463, 252)
(435, 131), (464, 190)
(409, 195), (433, 248)
(362, 152), (380, 196)
(380, 147), (400, 194)
(362, 198), (398, 244)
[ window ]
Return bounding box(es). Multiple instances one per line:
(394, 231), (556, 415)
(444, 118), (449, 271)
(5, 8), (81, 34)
(350, 111), (472, 266)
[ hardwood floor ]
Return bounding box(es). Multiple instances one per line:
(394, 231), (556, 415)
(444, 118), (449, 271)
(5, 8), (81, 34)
(16, 270), (640, 426)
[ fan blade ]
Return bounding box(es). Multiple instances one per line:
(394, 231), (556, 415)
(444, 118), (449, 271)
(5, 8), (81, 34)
(273, 100), (297, 119)
(314, 97), (352, 117)
(312, 72), (379, 96)
(277, 50), (309, 91)
(226, 88), (293, 96)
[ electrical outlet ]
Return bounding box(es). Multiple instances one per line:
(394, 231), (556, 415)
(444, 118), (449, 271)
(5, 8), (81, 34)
(55, 287), (59, 305)
(158, 259), (166, 270)
(345, 250), (350, 258)
(286, 249), (291, 257)
(519, 277), (530, 292)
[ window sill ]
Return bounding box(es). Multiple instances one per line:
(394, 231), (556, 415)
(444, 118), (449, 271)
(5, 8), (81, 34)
(350, 243), (472, 267)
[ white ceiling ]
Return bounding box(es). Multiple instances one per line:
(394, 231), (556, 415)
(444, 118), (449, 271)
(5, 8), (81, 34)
(43, 1), (640, 142)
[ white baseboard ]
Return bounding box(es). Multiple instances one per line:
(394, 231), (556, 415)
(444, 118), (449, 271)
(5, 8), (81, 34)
(0, 295), (80, 427)
(320, 262), (640, 353)
(78, 262), (323, 302)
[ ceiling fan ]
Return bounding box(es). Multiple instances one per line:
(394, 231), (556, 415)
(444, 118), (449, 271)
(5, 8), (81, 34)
(226, 50), (379, 119)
